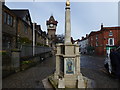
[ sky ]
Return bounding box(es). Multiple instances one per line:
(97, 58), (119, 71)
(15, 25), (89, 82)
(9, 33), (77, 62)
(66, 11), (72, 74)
(5, 1), (118, 40)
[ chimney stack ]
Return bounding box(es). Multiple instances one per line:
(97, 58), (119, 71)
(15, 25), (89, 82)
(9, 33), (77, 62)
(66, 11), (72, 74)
(82, 37), (84, 40)
(101, 23), (103, 30)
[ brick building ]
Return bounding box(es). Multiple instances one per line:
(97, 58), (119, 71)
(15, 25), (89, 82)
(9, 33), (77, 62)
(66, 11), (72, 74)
(88, 24), (120, 55)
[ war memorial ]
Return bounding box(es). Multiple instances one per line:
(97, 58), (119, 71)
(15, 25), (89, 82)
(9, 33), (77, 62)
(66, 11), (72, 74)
(47, 0), (94, 88)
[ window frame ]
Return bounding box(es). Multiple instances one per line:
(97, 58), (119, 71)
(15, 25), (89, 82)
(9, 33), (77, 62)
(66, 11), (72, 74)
(109, 31), (113, 36)
(108, 38), (114, 46)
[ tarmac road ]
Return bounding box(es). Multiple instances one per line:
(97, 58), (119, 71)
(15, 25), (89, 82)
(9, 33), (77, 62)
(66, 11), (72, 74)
(80, 54), (119, 88)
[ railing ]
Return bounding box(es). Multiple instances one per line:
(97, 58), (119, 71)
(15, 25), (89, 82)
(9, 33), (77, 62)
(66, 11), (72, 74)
(20, 45), (52, 57)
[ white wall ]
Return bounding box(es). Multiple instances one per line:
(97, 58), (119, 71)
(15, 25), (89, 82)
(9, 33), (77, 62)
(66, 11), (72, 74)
(78, 39), (88, 53)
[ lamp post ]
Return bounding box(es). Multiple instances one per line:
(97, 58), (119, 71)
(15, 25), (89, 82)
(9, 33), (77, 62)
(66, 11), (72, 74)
(33, 23), (35, 56)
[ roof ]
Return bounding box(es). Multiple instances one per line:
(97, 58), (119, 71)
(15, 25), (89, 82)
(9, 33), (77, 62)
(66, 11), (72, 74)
(88, 26), (120, 38)
(11, 9), (29, 19)
(49, 15), (55, 21)
(2, 5), (16, 16)
(46, 15), (58, 25)
(12, 9), (32, 27)
(102, 27), (120, 30)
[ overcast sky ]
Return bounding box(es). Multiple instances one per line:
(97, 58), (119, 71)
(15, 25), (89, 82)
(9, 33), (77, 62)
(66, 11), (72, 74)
(5, 1), (118, 40)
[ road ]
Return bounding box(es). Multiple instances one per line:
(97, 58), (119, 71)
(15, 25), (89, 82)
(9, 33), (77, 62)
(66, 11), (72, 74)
(2, 55), (119, 88)
(80, 54), (119, 88)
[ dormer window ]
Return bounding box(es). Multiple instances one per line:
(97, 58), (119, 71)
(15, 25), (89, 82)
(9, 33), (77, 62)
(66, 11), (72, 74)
(109, 31), (113, 36)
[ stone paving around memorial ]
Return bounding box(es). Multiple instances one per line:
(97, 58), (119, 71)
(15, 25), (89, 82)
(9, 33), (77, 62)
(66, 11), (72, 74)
(2, 55), (119, 88)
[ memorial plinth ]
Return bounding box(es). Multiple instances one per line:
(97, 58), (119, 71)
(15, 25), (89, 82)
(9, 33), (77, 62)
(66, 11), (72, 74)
(53, 43), (85, 88)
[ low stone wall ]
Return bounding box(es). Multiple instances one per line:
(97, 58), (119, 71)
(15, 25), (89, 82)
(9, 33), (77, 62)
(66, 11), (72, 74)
(20, 51), (52, 71)
(2, 50), (52, 78)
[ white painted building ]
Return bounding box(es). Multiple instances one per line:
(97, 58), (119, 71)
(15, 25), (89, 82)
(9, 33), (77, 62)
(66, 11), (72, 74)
(78, 37), (88, 54)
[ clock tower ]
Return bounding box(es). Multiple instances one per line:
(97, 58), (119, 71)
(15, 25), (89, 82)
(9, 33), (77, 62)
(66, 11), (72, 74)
(46, 15), (58, 47)
(46, 15), (58, 39)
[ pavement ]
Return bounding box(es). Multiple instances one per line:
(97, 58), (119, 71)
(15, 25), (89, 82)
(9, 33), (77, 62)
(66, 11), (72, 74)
(2, 56), (56, 89)
(2, 55), (119, 89)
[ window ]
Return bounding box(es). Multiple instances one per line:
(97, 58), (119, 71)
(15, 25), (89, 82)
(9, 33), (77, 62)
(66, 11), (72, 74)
(96, 35), (98, 40)
(7, 14), (13, 26)
(4, 12), (7, 23)
(9, 15), (13, 26)
(108, 38), (114, 46)
(4, 12), (13, 26)
(91, 37), (93, 41)
(24, 24), (28, 34)
(109, 31), (113, 36)
(91, 43), (93, 46)
(96, 41), (98, 46)
(7, 14), (10, 25)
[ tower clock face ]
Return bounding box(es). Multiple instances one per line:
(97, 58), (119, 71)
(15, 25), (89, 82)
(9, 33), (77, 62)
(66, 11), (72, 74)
(50, 24), (54, 27)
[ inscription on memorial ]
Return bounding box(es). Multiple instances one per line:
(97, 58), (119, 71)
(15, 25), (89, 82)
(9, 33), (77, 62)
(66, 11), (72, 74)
(66, 58), (74, 74)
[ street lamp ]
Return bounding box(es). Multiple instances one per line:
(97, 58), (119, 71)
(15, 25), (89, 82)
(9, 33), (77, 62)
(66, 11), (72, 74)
(33, 23), (35, 56)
